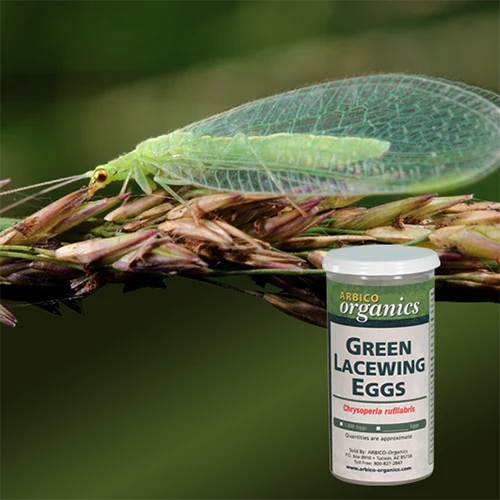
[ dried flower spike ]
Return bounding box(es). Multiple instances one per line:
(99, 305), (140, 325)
(0, 181), (498, 328)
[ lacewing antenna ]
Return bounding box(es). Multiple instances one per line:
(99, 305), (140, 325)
(0, 174), (87, 215)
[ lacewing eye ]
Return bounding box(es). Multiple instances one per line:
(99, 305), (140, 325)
(94, 169), (108, 183)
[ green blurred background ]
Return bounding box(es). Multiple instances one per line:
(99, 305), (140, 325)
(1, 1), (499, 499)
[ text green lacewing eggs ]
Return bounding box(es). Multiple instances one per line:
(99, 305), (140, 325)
(87, 74), (500, 197)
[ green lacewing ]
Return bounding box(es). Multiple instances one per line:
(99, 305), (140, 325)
(87, 74), (500, 197)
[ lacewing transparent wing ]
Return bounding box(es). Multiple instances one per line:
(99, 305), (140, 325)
(149, 74), (500, 196)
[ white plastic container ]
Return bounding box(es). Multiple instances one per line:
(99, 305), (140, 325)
(322, 245), (440, 485)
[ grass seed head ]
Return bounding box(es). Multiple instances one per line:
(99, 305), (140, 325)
(1, 181), (499, 328)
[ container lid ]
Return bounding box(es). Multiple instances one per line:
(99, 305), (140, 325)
(322, 245), (440, 276)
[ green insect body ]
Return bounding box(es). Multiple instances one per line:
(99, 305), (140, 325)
(87, 74), (500, 197)
(143, 132), (390, 167)
(90, 133), (390, 194)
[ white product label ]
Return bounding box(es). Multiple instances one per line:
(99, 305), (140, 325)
(327, 280), (434, 484)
